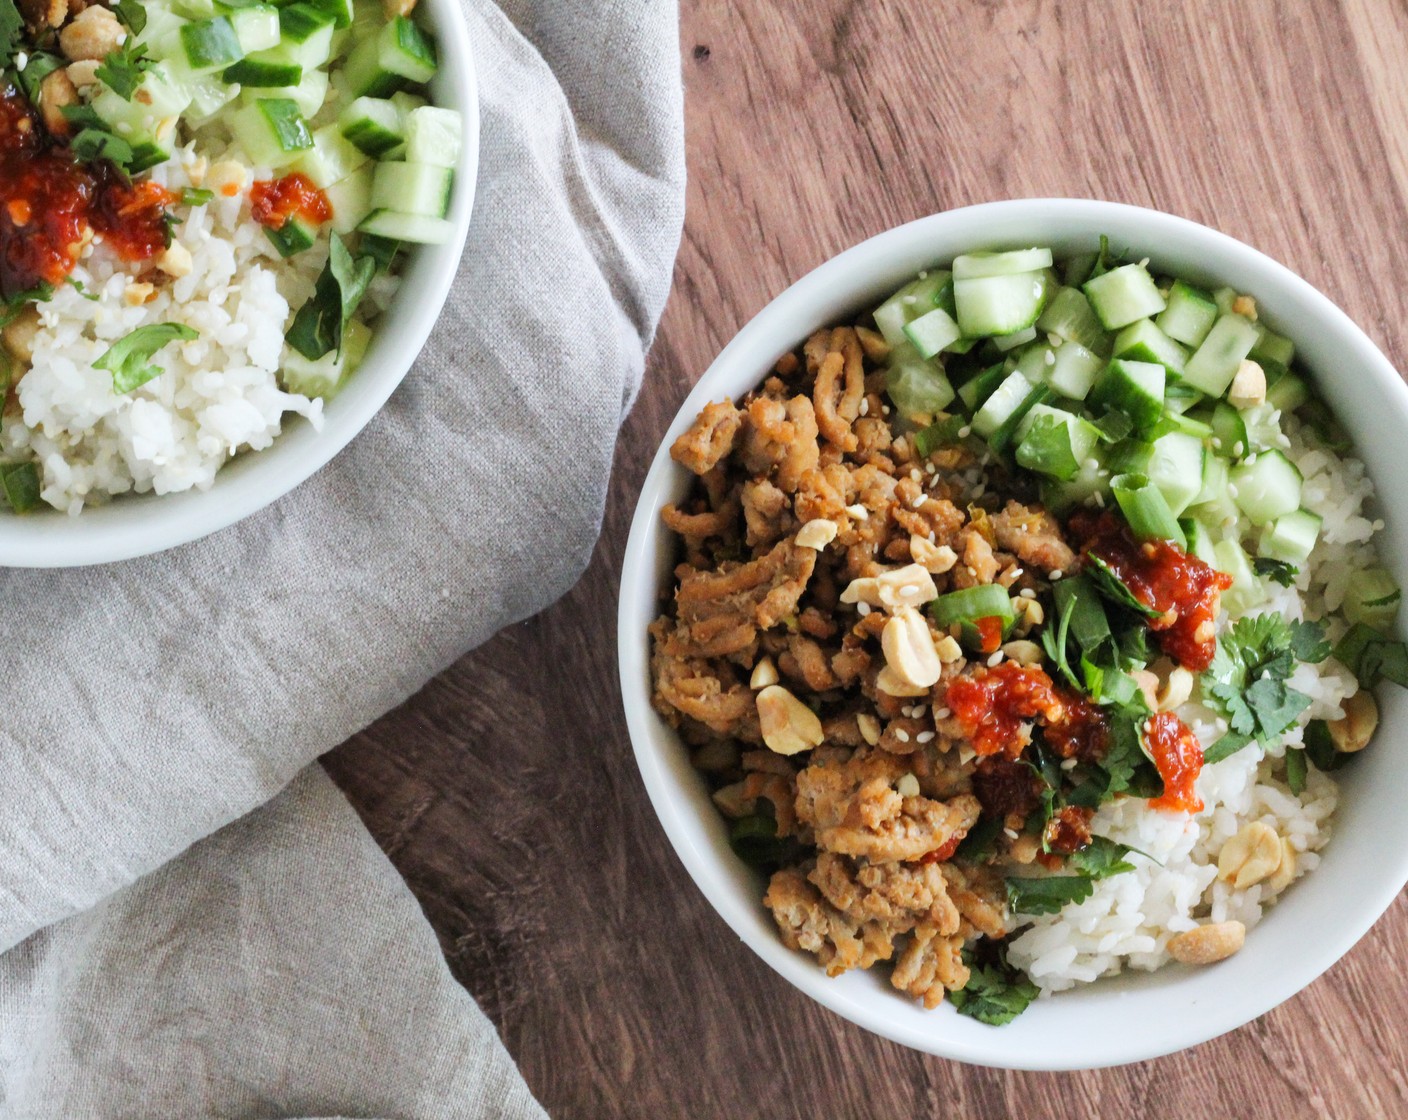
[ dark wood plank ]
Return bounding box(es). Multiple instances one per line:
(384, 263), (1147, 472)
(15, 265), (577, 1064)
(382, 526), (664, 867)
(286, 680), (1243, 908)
(324, 1), (1408, 1114)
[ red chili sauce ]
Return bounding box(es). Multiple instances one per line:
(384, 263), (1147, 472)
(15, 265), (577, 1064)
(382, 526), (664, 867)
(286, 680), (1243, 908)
(919, 833), (963, 865)
(0, 89), (174, 300)
(974, 615), (1004, 655)
(1144, 711), (1205, 813)
(947, 661), (1112, 763)
(1070, 510), (1233, 672)
(249, 172), (332, 230)
(1044, 804), (1095, 855)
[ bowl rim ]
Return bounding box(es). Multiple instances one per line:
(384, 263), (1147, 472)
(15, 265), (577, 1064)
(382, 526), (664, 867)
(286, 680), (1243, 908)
(617, 197), (1408, 1069)
(0, 0), (479, 568)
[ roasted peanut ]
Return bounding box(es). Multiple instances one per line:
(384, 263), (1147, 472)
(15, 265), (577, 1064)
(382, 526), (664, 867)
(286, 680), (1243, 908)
(1267, 836), (1297, 893)
(65, 59), (101, 88)
(749, 656), (779, 690)
(795, 517), (838, 550)
(1130, 668), (1159, 711)
(157, 241), (193, 279)
(2, 304), (41, 364)
(840, 563), (938, 611)
(882, 606), (943, 689)
(1167, 920), (1246, 965)
(1001, 639), (1044, 667)
(934, 634), (963, 664)
(1227, 359), (1266, 409)
(1328, 690), (1377, 753)
(38, 67), (78, 136)
(60, 5), (126, 61)
(895, 773), (920, 798)
(1232, 294), (1258, 321)
(910, 535), (957, 574)
(1156, 667), (1194, 713)
(756, 685), (824, 756)
(856, 712), (881, 746)
(1217, 821), (1282, 889)
(876, 664), (930, 698)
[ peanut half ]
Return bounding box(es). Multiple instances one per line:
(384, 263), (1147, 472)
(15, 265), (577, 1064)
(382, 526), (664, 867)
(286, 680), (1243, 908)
(756, 685), (824, 756)
(1167, 920), (1246, 965)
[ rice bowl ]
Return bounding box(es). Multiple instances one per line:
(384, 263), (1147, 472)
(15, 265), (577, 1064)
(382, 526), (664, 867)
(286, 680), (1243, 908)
(618, 199), (1408, 1068)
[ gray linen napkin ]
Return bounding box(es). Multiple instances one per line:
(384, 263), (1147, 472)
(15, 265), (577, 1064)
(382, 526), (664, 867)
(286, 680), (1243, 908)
(0, 0), (684, 1112)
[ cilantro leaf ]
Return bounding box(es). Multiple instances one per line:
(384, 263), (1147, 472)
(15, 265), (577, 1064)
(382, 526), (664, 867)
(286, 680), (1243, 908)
(1244, 677), (1310, 737)
(1201, 614), (1320, 760)
(1084, 554), (1162, 620)
(1254, 557), (1299, 587)
(953, 816), (1002, 863)
(95, 41), (153, 100)
(1005, 874), (1095, 915)
(1202, 728), (1253, 765)
(0, 461), (41, 512)
(1290, 620), (1332, 664)
(114, 0), (147, 33)
(286, 234), (376, 361)
(1066, 835), (1136, 879)
(1334, 624), (1408, 686)
(93, 323), (199, 394)
(950, 951), (1039, 1027)
(0, 0), (22, 67)
(1098, 708), (1145, 795)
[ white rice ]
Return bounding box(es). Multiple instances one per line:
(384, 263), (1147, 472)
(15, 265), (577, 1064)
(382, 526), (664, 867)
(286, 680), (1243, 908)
(6, 116), (398, 513)
(1007, 414), (1373, 993)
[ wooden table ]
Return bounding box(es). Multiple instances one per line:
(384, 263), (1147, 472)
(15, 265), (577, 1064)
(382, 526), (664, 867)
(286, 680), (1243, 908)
(324, 2), (1408, 1114)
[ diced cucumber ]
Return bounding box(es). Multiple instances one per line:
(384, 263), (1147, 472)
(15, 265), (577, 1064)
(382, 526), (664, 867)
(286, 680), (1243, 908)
(277, 3), (336, 64)
(885, 344), (955, 418)
(1230, 450), (1302, 526)
(281, 317), (371, 398)
(992, 326), (1038, 352)
(230, 4), (281, 51)
(339, 95), (405, 156)
(1155, 279), (1219, 348)
(369, 160), (452, 219)
(1179, 517), (1220, 568)
(1250, 323), (1295, 367)
(302, 0), (354, 28)
(872, 272), (950, 349)
(952, 248), (1054, 279)
(1082, 263), (1166, 330)
(92, 63), (193, 136)
(1014, 404), (1100, 481)
(357, 209), (453, 244)
(1190, 453), (1238, 527)
(1036, 286), (1111, 355)
(990, 383), (1052, 454)
(325, 164), (374, 234)
(954, 272), (1047, 338)
(1260, 508), (1321, 566)
(264, 213), (318, 256)
(1209, 400), (1248, 457)
(1182, 313), (1260, 397)
(1345, 567), (1401, 629)
(240, 68), (328, 118)
(342, 15), (437, 97)
(404, 106), (463, 169)
(180, 16), (245, 72)
(1215, 538), (1262, 613)
(224, 56), (303, 85)
(1090, 358), (1165, 430)
(972, 370), (1037, 439)
(957, 361), (1008, 414)
(1263, 362), (1310, 412)
(1213, 287), (1238, 315)
(1047, 340), (1103, 400)
(1146, 431), (1205, 516)
(1111, 318), (1188, 377)
(1104, 438), (1153, 476)
(294, 123), (371, 188)
(229, 97), (314, 167)
(903, 307), (962, 359)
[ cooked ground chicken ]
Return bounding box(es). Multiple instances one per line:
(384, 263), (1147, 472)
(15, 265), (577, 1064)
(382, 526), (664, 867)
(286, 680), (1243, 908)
(650, 322), (1087, 1010)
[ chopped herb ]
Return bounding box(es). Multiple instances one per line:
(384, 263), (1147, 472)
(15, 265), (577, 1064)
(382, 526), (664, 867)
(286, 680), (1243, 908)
(114, 0), (147, 33)
(1200, 615), (1318, 762)
(1254, 557), (1299, 587)
(1290, 620), (1332, 664)
(1333, 623), (1408, 688)
(913, 414), (967, 458)
(1066, 835), (1137, 879)
(950, 946), (1039, 1026)
(0, 461), (41, 513)
(1005, 874), (1094, 915)
(1285, 747), (1308, 795)
(0, 283), (54, 326)
(14, 51), (63, 103)
(181, 187), (215, 207)
(1304, 719), (1353, 773)
(0, 0), (22, 68)
(1092, 410), (1134, 444)
(71, 128), (136, 168)
(67, 278), (99, 302)
(727, 813), (799, 869)
(93, 323), (199, 394)
(1085, 554), (1162, 621)
(286, 234), (376, 361)
(95, 41), (154, 100)
(953, 816), (1002, 863)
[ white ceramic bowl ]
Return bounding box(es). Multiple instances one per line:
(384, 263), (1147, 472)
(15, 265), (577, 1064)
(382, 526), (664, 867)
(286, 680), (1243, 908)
(618, 199), (1408, 1069)
(0, 5), (479, 567)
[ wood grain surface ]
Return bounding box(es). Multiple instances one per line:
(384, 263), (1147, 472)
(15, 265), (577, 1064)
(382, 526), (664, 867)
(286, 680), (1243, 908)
(323, 2), (1408, 1116)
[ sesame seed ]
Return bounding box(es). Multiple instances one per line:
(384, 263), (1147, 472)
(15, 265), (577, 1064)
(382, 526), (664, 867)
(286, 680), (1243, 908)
(926, 462), (937, 475)
(1004, 827), (1020, 840)
(973, 484), (986, 498)
(857, 602), (871, 616)
(903, 295), (917, 304)
(912, 494), (927, 509)
(1211, 437), (1223, 449)
(986, 651), (1004, 667)
(1049, 569), (1064, 580)
(894, 729), (911, 743)
(1374, 519), (1386, 531)
(1047, 332), (1062, 347)
(958, 425), (972, 438)
(1138, 257), (1150, 268)
(1084, 457), (1099, 470)
(1227, 484), (1239, 498)
(910, 468), (922, 482)
(917, 731), (936, 743)
(918, 270), (929, 279)
(933, 707), (951, 720)
(1019, 588), (1037, 600)
(1093, 491), (1106, 508)
(1060, 757), (1079, 771)
(1233, 441), (1244, 456)
(1044, 350), (1056, 366)
(882, 405), (891, 415)
(901, 705), (915, 718)
(1009, 567), (1024, 580)
(860, 398), (870, 416)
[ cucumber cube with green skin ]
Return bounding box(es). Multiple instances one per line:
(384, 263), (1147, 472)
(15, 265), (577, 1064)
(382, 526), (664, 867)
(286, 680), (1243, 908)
(1083, 263), (1167, 330)
(181, 16), (246, 72)
(952, 248), (1054, 279)
(264, 213), (319, 257)
(1250, 323), (1295, 367)
(1146, 430), (1205, 516)
(340, 96), (405, 156)
(1183, 313), (1260, 397)
(342, 15), (437, 97)
(903, 306), (962, 359)
(1344, 567), (1401, 628)
(1263, 362), (1310, 412)
(240, 69), (329, 121)
(954, 272), (1047, 338)
(324, 165), (373, 234)
(1015, 405), (1100, 480)
(1104, 437), (1153, 476)
(1259, 508), (1321, 566)
(957, 361), (1008, 414)
(1156, 279), (1219, 347)
(972, 370), (1038, 439)
(1230, 450), (1302, 525)
(229, 4), (281, 51)
(1149, 409), (1213, 441)
(1208, 400), (1248, 457)
(404, 106), (463, 169)
(1111, 318), (1189, 377)
(872, 271), (950, 348)
(1047, 340), (1103, 400)
(1179, 517), (1220, 567)
(1037, 286), (1111, 355)
(1090, 358), (1165, 430)
(229, 97), (313, 167)
(1216, 538), (1263, 613)
(989, 383), (1052, 454)
(294, 125), (371, 189)
(885, 347), (955, 417)
(992, 325), (1038, 352)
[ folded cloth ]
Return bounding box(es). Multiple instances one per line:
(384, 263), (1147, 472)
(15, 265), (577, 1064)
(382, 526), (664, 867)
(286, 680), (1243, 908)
(0, 0), (684, 1111)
